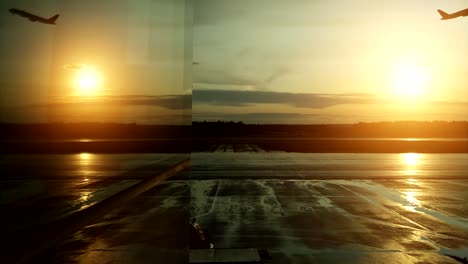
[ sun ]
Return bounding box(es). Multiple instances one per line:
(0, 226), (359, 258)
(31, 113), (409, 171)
(74, 67), (102, 96)
(393, 63), (430, 97)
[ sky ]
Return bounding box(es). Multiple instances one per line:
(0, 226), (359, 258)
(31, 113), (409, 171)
(0, 1), (466, 124)
(0, 0), (191, 124)
(193, 0), (468, 124)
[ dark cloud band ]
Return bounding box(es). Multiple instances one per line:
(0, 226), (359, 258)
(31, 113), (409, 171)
(193, 89), (377, 108)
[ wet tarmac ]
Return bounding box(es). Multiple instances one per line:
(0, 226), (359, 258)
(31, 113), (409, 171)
(0, 153), (189, 262)
(3, 152), (468, 263)
(189, 153), (468, 263)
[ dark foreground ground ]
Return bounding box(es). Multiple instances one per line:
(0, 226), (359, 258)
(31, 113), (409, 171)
(2, 152), (468, 263)
(2, 122), (467, 153)
(193, 139), (468, 153)
(1, 138), (467, 153)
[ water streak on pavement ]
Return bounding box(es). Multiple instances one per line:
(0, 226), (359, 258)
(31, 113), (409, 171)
(188, 153), (468, 263)
(3, 152), (468, 263)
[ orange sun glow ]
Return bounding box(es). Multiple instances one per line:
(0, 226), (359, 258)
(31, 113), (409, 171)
(74, 67), (102, 96)
(393, 63), (430, 97)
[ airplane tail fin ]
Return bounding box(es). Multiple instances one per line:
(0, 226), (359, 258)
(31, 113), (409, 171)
(437, 9), (450, 20)
(47, 14), (59, 24)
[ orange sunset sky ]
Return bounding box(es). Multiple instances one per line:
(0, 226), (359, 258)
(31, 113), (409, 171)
(0, 0), (466, 124)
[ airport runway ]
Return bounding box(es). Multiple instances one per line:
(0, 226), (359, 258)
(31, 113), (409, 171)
(3, 152), (468, 263)
(208, 144), (267, 152)
(30, 152), (468, 264)
(0, 153), (189, 263)
(189, 153), (468, 263)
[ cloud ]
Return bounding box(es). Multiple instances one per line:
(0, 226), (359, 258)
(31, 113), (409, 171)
(136, 113), (192, 125)
(194, 69), (256, 87)
(193, 66), (293, 90)
(28, 94), (192, 110)
(194, 68), (258, 91)
(192, 112), (392, 124)
(3, 94), (191, 123)
(256, 67), (290, 90)
(193, 89), (378, 108)
(104, 95), (192, 110)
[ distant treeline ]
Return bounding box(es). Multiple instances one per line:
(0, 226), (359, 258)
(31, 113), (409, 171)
(193, 121), (468, 138)
(0, 123), (191, 139)
(1, 121), (467, 140)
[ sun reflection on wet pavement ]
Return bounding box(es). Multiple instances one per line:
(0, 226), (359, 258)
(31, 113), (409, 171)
(404, 190), (421, 212)
(78, 152), (93, 163)
(38, 152), (468, 264)
(401, 153), (421, 176)
(0, 153), (190, 263)
(3, 153), (467, 263)
(186, 153), (468, 263)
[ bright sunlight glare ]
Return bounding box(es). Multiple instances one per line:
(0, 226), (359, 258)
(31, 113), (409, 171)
(402, 153), (420, 166)
(393, 63), (430, 97)
(401, 153), (421, 176)
(74, 67), (102, 96)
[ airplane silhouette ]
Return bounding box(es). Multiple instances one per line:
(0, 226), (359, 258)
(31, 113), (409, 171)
(445, 254), (468, 264)
(437, 8), (468, 20)
(9, 8), (59, 25)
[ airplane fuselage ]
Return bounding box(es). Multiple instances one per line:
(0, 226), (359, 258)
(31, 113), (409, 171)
(438, 8), (468, 20)
(9, 8), (58, 25)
